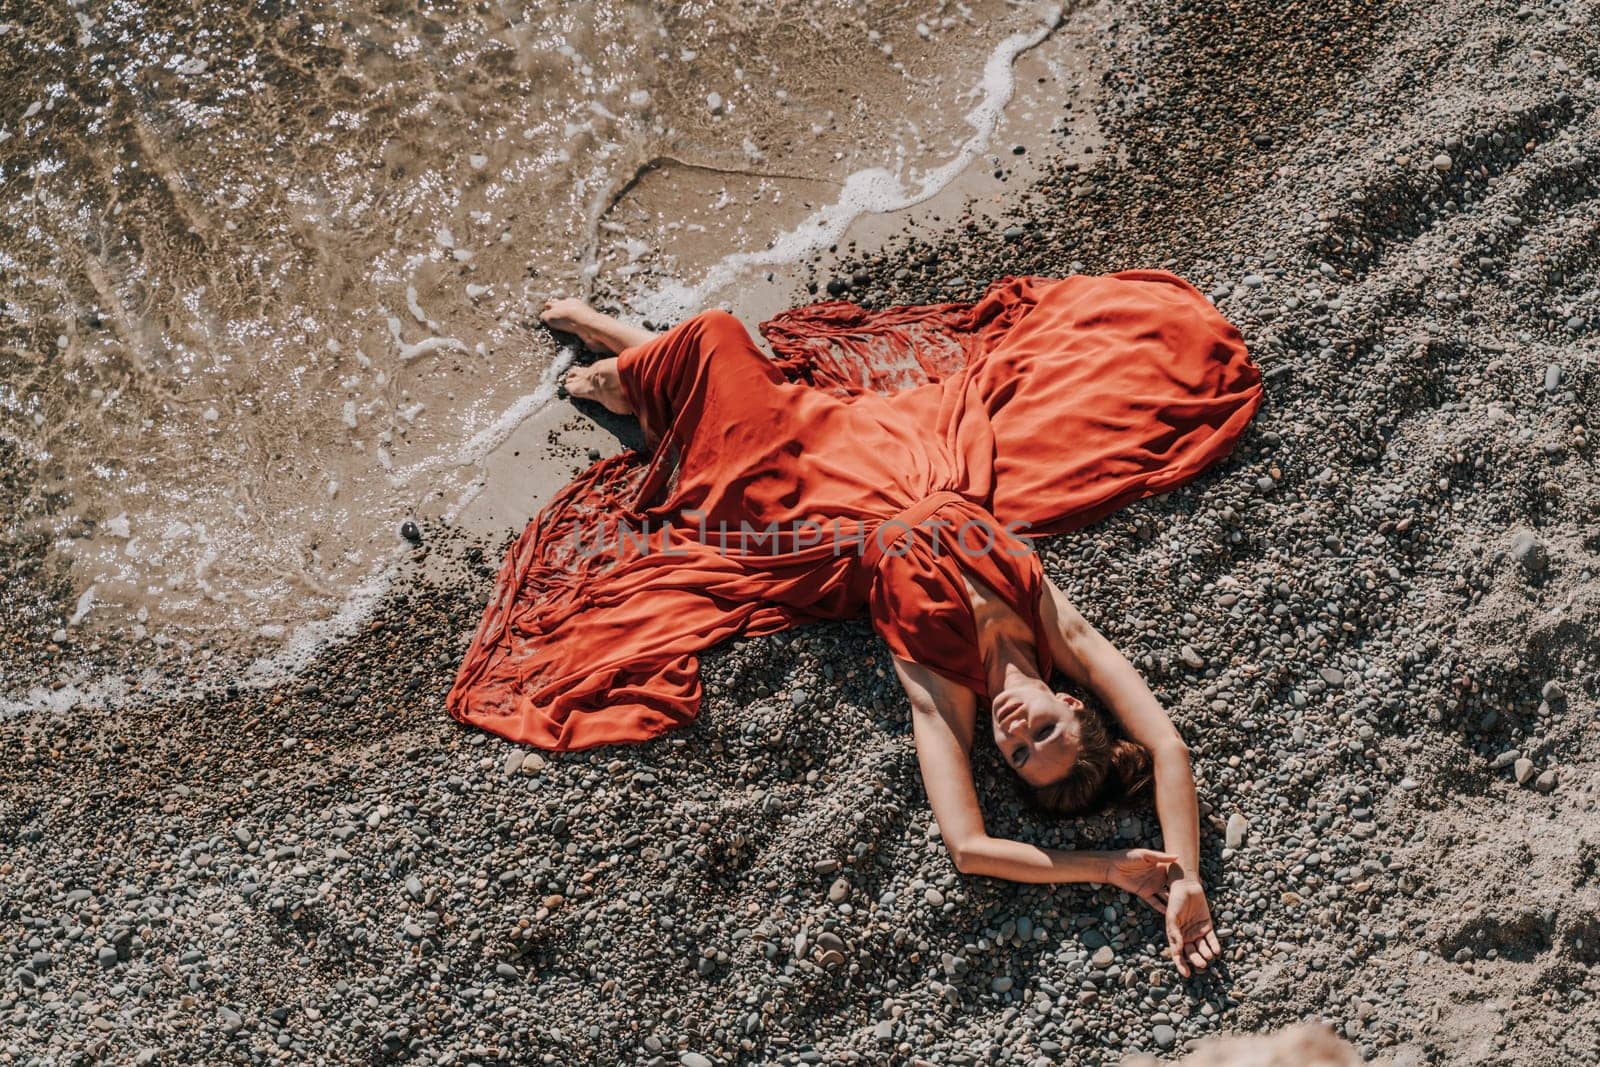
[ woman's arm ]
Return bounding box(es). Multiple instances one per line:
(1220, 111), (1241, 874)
(1039, 578), (1221, 974)
(1038, 578), (1200, 877)
(894, 656), (1173, 899)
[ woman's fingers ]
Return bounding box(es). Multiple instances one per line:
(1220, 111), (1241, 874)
(1205, 930), (1222, 956)
(1187, 946), (1208, 971)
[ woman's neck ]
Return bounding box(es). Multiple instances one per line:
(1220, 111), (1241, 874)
(981, 630), (1046, 704)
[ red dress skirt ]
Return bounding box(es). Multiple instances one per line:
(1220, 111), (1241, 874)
(447, 271), (1263, 749)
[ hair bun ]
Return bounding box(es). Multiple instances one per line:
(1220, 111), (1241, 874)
(1109, 738), (1156, 798)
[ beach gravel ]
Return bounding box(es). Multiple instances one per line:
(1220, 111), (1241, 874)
(3, 0), (1600, 1063)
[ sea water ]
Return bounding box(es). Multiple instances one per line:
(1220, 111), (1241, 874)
(0, 0), (1079, 710)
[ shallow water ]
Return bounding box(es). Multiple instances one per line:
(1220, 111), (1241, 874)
(0, 1), (1072, 704)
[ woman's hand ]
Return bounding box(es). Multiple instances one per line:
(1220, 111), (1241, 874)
(1102, 848), (1178, 913)
(1165, 877), (1222, 977)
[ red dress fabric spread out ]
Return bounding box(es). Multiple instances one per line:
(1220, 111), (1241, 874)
(447, 271), (1264, 750)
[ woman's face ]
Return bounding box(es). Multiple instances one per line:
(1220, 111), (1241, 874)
(990, 686), (1083, 787)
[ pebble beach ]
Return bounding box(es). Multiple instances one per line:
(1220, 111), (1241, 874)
(3, 0), (1599, 1064)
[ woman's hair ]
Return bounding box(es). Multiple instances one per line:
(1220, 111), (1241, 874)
(1025, 693), (1155, 816)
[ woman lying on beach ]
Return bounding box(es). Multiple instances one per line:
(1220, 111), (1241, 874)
(448, 273), (1262, 977)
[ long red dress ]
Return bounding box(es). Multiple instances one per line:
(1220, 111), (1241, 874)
(447, 271), (1263, 749)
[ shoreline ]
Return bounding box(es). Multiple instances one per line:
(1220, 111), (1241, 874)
(4, 0), (1599, 1064)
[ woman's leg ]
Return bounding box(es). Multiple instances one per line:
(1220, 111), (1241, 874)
(541, 297), (657, 354)
(541, 297), (657, 415)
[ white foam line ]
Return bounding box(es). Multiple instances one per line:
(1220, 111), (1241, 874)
(383, 343), (577, 492)
(238, 566), (395, 688)
(1, 670), (145, 718)
(631, 10), (1061, 323)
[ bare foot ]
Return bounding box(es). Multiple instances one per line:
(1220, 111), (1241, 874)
(540, 297), (609, 350)
(563, 358), (632, 415)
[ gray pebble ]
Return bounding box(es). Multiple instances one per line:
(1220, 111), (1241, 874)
(1508, 528), (1548, 579)
(1513, 758), (1535, 785)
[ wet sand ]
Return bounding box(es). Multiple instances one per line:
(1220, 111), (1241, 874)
(3, 0), (1599, 1064)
